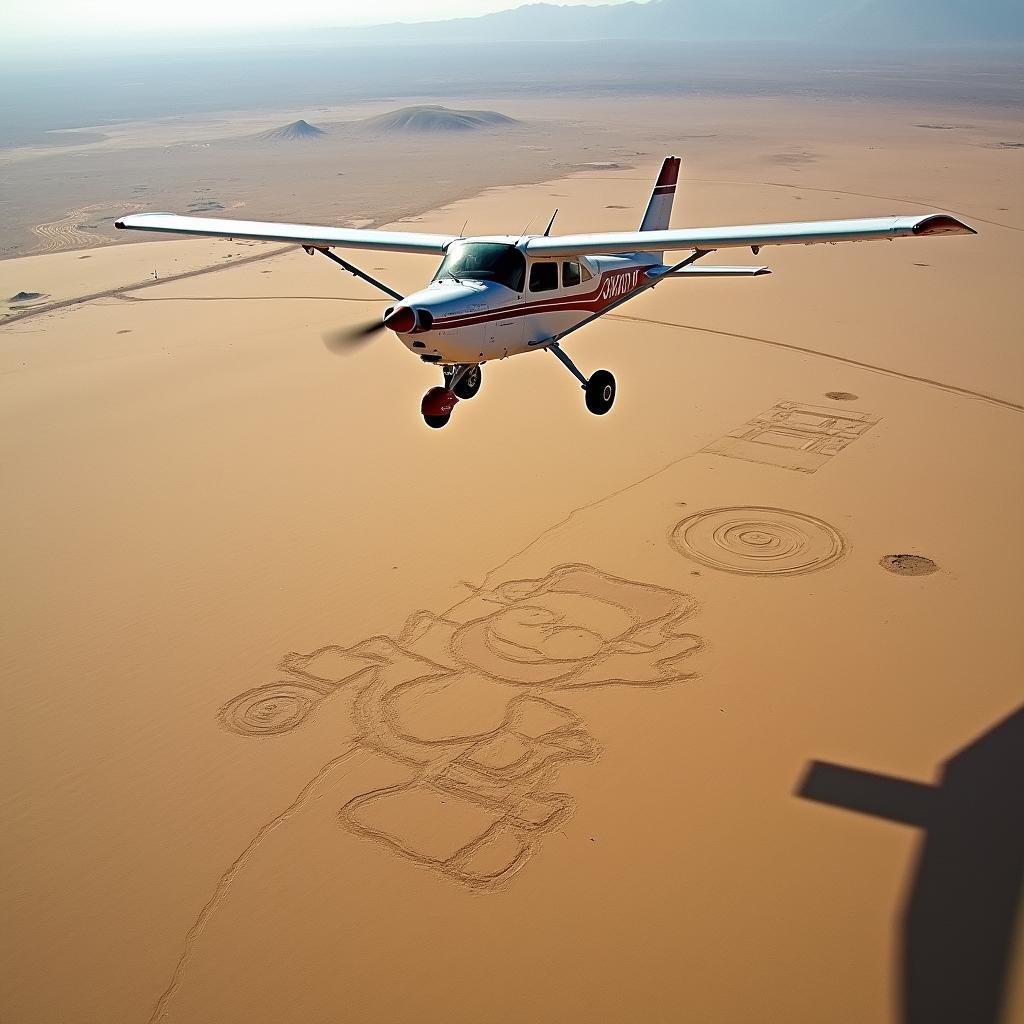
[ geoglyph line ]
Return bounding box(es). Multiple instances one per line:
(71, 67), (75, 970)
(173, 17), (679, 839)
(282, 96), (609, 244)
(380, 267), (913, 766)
(148, 746), (365, 1022)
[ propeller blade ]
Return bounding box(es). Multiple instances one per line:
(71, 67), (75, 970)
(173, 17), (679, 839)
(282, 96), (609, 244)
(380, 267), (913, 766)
(321, 318), (386, 354)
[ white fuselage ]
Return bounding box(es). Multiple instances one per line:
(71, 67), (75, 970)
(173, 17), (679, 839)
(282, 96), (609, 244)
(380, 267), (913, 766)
(388, 237), (660, 365)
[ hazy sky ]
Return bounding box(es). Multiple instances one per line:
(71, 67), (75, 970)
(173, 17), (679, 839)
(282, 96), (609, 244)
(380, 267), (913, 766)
(3, 0), (631, 41)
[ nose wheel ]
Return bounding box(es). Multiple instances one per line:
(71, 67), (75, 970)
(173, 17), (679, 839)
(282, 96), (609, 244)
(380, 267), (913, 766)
(421, 386), (458, 428)
(422, 364), (481, 428)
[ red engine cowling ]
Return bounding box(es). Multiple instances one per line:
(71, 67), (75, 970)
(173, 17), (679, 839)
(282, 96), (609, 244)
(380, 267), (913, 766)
(383, 305), (432, 334)
(421, 387), (459, 418)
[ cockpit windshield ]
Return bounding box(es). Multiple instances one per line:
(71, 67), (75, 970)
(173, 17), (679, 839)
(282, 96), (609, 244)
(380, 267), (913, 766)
(433, 242), (526, 292)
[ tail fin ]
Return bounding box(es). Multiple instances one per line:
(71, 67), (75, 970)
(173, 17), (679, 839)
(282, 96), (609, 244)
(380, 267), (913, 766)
(640, 156), (680, 233)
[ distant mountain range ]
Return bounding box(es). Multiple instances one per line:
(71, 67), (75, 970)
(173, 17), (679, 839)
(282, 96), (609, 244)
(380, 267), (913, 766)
(248, 108), (520, 143)
(338, 0), (1024, 46)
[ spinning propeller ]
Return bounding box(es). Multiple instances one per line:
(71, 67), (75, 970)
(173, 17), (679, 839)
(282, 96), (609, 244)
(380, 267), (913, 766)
(321, 304), (420, 354)
(321, 317), (386, 354)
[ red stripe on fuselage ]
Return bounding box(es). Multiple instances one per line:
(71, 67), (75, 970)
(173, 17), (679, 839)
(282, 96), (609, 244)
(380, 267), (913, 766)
(431, 268), (648, 332)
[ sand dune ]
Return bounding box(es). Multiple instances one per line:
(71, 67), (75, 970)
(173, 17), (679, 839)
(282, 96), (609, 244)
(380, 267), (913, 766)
(1, 96), (1022, 1024)
(356, 105), (520, 132)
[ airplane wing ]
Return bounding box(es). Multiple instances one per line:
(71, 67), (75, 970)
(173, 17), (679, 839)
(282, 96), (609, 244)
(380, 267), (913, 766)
(525, 214), (974, 257)
(114, 213), (456, 255)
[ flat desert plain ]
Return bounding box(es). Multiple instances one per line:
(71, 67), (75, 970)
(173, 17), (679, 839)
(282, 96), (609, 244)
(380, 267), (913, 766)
(2, 95), (1023, 1023)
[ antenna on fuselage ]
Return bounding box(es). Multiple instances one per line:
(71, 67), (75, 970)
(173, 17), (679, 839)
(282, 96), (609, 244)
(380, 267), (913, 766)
(516, 216), (536, 245)
(543, 209), (558, 236)
(459, 219), (469, 238)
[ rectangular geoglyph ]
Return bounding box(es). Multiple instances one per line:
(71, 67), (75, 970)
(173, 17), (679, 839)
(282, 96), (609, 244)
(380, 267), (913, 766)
(704, 401), (881, 473)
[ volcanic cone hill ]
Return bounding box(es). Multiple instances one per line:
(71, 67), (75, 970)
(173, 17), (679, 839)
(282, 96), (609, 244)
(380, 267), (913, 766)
(258, 119), (326, 142)
(357, 105), (519, 132)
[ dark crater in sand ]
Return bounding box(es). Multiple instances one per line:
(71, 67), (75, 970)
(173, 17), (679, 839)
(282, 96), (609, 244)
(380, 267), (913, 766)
(880, 554), (939, 577)
(825, 391), (858, 401)
(9, 291), (46, 303)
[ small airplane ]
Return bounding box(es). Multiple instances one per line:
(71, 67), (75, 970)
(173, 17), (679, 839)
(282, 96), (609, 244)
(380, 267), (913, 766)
(116, 157), (974, 428)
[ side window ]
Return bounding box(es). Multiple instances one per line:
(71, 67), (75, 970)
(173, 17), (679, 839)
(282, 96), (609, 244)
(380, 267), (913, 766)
(578, 260), (595, 283)
(529, 262), (559, 292)
(562, 261), (581, 288)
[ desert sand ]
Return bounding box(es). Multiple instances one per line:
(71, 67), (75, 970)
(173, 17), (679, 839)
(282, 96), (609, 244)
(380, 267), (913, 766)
(2, 93), (1023, 1023)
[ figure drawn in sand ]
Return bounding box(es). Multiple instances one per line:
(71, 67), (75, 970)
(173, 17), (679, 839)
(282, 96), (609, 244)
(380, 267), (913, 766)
(220, 563), (704, 890)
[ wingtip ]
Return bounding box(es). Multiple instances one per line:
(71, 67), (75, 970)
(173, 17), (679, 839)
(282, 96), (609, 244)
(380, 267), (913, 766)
(114, 213), (175, 231)
(913, 214), (976, 237)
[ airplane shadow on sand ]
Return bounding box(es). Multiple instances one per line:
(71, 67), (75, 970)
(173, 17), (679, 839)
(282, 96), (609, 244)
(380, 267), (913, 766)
(797, 703), (1024, 1024)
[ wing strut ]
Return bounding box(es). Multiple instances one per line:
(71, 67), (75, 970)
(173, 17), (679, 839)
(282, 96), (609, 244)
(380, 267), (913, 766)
(542, 250), (707, 356)
(541, 250), (709, 389)
(307, 246), (403, 301)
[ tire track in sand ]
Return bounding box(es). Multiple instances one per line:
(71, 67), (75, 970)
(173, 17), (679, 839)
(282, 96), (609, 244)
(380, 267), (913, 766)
(610, 314), (1024, 414)
(1, 246), (294, 328)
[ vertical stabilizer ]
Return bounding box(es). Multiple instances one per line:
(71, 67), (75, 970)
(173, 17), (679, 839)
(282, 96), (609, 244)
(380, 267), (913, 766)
(640, 156), (680, 233)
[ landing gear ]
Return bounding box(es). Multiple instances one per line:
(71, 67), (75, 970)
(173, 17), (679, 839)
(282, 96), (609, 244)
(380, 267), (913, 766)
(548, 342), (617, 417)
(585, 369), (616, 415)
(421, 385), (458, 428)
(421, 364), (480, 427)
(453, 364), (482, 400)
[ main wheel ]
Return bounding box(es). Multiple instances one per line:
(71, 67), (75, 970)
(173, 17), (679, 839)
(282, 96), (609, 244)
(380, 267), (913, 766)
(453, 365), (482, 400)
(585, 370), (616, 416)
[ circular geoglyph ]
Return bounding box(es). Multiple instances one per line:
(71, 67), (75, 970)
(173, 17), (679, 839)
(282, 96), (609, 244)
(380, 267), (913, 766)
(671, 506), (846, 576)
(219, 681), (325, 735)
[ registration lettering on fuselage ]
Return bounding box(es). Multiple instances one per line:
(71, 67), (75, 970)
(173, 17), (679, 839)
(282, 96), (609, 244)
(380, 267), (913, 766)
(599, 268), (642, 301)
